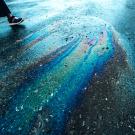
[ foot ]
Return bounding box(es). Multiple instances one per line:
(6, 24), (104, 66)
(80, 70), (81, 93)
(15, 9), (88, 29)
(8, 16), (24, 26)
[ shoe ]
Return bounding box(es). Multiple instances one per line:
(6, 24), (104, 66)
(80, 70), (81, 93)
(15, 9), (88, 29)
(8, 16), (24, 26)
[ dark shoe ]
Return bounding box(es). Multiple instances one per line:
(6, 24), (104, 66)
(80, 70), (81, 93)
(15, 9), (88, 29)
(8, 16), (24, 26)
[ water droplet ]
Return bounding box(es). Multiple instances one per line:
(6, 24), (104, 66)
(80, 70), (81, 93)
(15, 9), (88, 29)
(15, 107), (19, 112)
(39, 106), (43, 111)
(20, 105), (24, 110)
(50, 93), (54, 97)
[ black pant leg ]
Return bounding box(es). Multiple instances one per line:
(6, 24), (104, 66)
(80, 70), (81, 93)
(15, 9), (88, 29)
(0, 0), (11, 17)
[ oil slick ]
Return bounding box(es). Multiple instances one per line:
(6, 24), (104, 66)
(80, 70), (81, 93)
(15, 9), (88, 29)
(0, 16), (124, 135)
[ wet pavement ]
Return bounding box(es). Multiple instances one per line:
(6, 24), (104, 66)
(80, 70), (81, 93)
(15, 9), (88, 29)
(0, 0), (135, 135)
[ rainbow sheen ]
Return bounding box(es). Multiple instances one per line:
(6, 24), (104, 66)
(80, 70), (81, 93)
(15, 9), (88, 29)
(0, 16), (115, 135)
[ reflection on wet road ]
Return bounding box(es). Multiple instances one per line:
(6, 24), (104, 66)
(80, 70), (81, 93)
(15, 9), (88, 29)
(0, 0), (135, 135)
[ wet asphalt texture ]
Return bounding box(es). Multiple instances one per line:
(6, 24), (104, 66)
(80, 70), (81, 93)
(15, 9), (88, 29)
(0, 0), (135, 135)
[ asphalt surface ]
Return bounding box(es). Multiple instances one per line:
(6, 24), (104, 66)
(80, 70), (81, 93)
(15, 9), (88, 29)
(0, 0), (135, 135)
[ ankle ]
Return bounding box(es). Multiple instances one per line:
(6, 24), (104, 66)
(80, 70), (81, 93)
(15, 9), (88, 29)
(7, 13), (13, 19)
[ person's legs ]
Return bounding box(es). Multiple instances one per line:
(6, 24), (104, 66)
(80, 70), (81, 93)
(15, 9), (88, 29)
(0, 0), (11, 17)
(0, 0), (24, 25)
